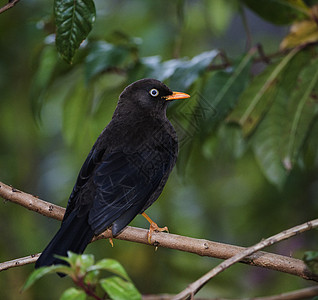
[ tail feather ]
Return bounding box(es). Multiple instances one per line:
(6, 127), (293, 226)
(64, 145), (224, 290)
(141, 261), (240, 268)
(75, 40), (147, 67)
(35, 211), (94, 270)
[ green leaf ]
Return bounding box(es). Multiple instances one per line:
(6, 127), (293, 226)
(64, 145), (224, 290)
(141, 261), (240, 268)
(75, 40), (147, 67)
(281, 57), (318, 169)
(76, 253), (95, 268)
(62, 80), (91, 145)
(87, 259), (130, 281)
(84, 269), (100, 285)
(85, 41), (131, 82)
(242, 0), (309, 25)
(173, 52), (254, 174)
(30, 45), (59, 121)
(100, 276), (141, 300)
(251, 50), (318, 187)
(54, 0), (96, 63)
(228, 47), (301, 136)
(60, 288), (86, 300)
(303, 251), (318, 274)
(143, 50), (219, 91)
(56, 252), (95, 276)
(251, 89), (292, 188)
(127, 56), (161, 82)
(22, 265), (72, 291)
(150, 58), (184, 83)
(200, 49), (255, 133)
(301, 118), (318, 169)
(167, 50), (220, 91)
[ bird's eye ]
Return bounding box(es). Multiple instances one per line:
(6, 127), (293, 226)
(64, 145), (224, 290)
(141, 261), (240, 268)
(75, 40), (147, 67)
(149, 88), (159, 97)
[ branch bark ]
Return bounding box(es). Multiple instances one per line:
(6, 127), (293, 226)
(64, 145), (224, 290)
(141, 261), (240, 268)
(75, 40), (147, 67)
(1, 180), (317, 285)
(0, 0), (21, 14)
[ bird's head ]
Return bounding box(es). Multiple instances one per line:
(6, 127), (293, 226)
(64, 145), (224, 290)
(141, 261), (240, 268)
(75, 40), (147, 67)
(117, 78), (190, 118)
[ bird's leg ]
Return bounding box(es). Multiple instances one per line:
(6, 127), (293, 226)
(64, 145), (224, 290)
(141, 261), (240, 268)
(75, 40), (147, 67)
(142, 212), (169, 244)
(108, 230), (114, 247)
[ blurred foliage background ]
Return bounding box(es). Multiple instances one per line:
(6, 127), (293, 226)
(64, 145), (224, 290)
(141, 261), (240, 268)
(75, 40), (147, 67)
(0, 0), (318, 299)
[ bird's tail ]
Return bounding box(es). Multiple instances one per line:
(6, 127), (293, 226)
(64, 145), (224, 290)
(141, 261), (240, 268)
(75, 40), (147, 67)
(35, 211), (95, 270)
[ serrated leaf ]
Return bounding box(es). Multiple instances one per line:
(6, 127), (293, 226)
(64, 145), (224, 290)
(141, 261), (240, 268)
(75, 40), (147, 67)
(100, 276), (141, 300)
(280, 19), (318, 50)
(228, 47), (301, 136)
(87, 259), (130, 281)
(22, 265), (72, 291)
(85, 41), (131, 82)
(60, 288), (86, 300)
(54, 0), (96, 63)
(242, 0), (309, 25)
(303, 251), (318, 274)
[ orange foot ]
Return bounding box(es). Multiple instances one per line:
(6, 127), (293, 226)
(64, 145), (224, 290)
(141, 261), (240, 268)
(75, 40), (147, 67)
(142, 212), (169, 244)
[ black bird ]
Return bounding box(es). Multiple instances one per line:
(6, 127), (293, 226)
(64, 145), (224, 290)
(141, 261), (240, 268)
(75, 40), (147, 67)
(35, 78), (190, 269)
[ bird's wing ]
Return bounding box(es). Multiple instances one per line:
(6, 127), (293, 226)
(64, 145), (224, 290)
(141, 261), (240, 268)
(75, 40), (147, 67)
(63, 147), (105, 222)
(88, 151), (172, 235)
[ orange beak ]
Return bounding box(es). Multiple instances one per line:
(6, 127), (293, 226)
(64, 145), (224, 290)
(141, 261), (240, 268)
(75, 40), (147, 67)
(165, 91), (190, 101)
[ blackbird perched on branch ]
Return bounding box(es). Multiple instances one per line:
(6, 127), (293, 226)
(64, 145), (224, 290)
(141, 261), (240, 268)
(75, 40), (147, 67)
(35, 78), (190, 269)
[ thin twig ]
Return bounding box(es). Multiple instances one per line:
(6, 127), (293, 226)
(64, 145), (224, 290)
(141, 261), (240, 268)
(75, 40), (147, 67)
(206, 42), (318, 72)
(173, 219), (318, 299)
(255, 43), (271, 64)
(0, 0), (21, 14)
(142, 296), (209, 300)
(142, 286), (318, 300)
(238, 4), (252, 50)
(253, 285), (318, 300)
(74, 277), (102, 300)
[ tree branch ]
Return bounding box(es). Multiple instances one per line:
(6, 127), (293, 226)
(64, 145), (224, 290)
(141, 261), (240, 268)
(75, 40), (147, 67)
(0, 0), (21, 14)
(0, 254), (40, 271)
(0, 182), (64, 220)
(1, 180), (317, 285)
(173, 219), (318, 299)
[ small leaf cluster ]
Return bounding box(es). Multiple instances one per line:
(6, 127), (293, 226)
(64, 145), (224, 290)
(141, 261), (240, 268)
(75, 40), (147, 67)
(22, 252), (141, 300)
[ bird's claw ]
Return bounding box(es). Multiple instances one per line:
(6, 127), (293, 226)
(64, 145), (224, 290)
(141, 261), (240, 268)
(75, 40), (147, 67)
(147, 222), (169, 244)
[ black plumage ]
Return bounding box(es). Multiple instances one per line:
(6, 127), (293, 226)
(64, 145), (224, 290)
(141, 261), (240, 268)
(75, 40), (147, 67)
(35, 78), (190, 269)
